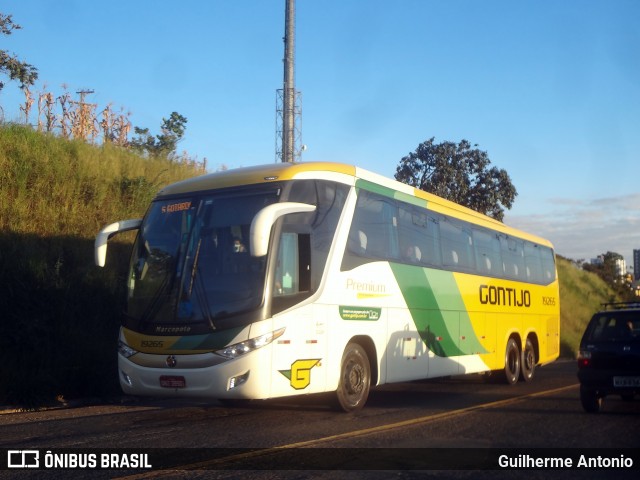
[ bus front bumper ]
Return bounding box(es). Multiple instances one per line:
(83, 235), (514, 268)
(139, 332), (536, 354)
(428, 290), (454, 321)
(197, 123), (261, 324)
(117, 349), (272, 400)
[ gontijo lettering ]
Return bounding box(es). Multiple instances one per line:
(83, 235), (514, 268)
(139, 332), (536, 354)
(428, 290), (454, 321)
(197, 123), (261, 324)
(479, 284), (531, 307)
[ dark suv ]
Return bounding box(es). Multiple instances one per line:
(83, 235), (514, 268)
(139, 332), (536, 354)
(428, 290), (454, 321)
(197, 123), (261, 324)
(577, 302), (640, 413)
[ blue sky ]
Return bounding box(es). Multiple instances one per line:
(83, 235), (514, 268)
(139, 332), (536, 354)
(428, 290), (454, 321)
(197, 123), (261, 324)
(2, 0), (639, 267)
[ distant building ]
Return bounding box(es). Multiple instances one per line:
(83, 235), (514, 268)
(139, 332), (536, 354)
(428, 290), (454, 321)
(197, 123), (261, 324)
(590, 254), (626, 277)
(614, 257), (626, 277)
(634, 249), (640, 281)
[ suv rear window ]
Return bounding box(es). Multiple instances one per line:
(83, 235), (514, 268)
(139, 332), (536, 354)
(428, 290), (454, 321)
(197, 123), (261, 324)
(585, 313), (640, 341)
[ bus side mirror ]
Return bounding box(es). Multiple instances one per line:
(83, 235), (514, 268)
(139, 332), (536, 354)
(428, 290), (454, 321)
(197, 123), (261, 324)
(250, 203), (316, 257)
(95, 219), (143, 267)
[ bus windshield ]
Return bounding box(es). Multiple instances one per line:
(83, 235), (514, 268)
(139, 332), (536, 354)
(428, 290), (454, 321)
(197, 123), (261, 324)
(126, 187), (280, 329)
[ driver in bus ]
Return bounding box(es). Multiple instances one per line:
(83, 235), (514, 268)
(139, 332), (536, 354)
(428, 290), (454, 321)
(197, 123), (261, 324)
(233, 237), (246, 253)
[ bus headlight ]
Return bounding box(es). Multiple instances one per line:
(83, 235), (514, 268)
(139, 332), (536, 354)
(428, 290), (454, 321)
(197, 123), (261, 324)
(118, 339), (138, 359)
(215, 328), (285, 360)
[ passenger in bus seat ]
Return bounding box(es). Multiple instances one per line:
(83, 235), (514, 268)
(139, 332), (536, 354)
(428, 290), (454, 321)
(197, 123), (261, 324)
(348, 230), (368, 256)
(484, 256), (492, 272)
(403, 245), (422, 264)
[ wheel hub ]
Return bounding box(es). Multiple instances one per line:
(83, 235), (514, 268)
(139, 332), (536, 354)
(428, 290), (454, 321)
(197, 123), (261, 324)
(347, 363), (364, 394)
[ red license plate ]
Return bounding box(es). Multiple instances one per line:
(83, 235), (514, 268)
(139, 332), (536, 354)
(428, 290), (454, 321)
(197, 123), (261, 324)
(160, 375), (186, 388)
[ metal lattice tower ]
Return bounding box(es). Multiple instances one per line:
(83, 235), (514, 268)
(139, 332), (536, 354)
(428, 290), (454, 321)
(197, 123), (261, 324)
(276, 0), (302, 163)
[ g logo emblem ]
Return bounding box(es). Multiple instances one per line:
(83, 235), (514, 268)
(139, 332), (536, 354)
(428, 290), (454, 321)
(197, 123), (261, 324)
(279, 359), (321, 390)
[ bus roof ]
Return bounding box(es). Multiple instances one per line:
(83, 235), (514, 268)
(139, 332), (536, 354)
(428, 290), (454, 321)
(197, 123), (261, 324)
(157, 162), (356, 196)
(156, 162), (553, 249)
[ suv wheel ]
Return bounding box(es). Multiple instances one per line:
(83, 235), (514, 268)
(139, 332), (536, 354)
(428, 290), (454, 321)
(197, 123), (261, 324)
(580, 386), (602, 413)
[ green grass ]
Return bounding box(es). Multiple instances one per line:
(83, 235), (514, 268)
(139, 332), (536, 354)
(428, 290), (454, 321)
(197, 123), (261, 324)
(0, 124), (202, 408)
(557, 256), (619, 357)
(0, 123), (200, 235)
(0, 124), (621, 408)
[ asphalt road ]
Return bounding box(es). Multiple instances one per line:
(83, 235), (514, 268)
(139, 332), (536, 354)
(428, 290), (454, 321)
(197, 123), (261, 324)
(1, 359), (638, 479)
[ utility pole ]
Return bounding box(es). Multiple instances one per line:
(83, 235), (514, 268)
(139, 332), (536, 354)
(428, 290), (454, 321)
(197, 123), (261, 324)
(70, 89), (96, 141)
(276, 0), (302, 163)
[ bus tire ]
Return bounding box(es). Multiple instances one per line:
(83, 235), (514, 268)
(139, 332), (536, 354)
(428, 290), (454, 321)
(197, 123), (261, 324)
(520, 337), (536, 382)
(503, 338), (520, 385)
(333, 343), (371, 412)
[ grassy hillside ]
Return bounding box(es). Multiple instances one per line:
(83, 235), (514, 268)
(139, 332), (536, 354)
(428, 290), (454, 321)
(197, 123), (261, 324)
(0, 124), (203, 408)
(0, 124), (621, 408)
(556, 256), (619, 357)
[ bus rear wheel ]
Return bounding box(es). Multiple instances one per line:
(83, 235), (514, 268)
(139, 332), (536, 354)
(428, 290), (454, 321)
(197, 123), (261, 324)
(334, 343), (371, 412)
(503, 338), (521, 385)
(520, 338), (536, 382)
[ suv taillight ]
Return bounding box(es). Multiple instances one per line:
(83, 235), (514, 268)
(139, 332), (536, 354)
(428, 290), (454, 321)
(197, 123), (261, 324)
(577, 350), (592, 368)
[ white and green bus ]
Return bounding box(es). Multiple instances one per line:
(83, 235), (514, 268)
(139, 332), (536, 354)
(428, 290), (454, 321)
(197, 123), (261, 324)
(95, 162), (559, 411)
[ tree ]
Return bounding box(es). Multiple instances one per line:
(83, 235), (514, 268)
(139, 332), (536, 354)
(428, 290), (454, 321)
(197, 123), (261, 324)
(129, 112), (187, 158)
(582, 251), (633, 300)
(582, 252), (621, 284)
(0, 14), (38, 92)
(394, 137), (517, 221)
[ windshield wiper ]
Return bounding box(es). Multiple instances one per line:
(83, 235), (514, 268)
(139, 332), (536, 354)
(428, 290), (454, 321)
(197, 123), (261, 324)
(140, 268), (173, 325)
(182, 237), (216, 330)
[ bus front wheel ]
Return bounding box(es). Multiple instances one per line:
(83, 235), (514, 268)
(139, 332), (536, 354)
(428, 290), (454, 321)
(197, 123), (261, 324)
(503, 338), (520, 385)
(334, 343), (371, 412)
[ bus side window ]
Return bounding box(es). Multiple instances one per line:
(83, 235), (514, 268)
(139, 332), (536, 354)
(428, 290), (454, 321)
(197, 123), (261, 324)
(441, 219), (474, 270)
(500, 236), (525, 280)
(273, 232), (311, 296)
(341, 190), (399, 270)
(524, 242), (544, 283)
(348, 229), (368, 256)
(473, 229), (501, 275)
(540, 246), (556, 283)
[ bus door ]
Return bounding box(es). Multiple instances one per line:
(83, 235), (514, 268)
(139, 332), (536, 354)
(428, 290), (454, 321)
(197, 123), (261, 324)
(270, 231), (327, 396)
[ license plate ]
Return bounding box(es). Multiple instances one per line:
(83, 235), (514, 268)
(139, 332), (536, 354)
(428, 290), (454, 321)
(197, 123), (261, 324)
(613, 376), (640, 387)
(160, 375), (186, 388)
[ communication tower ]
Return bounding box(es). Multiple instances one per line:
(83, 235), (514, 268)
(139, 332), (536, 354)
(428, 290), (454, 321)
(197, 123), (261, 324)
(276, 0), (302, 163)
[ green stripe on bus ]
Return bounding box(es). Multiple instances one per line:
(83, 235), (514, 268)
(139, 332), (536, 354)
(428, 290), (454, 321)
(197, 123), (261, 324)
(355, 179), (428, 208)
(390, 263), (487, 357)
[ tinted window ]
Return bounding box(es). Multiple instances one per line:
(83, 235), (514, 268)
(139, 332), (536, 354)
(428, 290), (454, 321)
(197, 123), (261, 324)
(500, 236), (526, 280)
(397, 203), (441, 266)
(585, 313), (640, 341)
(440, 218), (474, 270)
(474, 229), (501, 276)
(342, 190), (399, 269)
(273, 180), (348, 314)
(127, 188), (279, 327)
(340, 187), (556, 285)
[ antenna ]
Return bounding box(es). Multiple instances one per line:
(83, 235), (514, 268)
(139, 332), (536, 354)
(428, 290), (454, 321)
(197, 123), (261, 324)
(276, 0), (302, 163)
